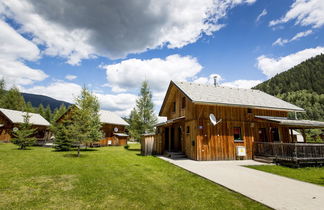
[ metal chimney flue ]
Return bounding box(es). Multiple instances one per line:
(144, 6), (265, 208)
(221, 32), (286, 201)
(213, 75), (218, 87)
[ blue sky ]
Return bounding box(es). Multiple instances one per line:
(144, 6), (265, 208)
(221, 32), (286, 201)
(0, 0), (323, 116)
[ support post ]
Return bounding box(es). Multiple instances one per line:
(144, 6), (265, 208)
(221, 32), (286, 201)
(168, 126), (171, 152)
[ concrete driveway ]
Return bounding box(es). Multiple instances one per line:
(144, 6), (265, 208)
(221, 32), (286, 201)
(159, 157), (324, 210)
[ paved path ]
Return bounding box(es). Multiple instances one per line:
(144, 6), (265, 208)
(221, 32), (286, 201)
(159, 157), (324, 210)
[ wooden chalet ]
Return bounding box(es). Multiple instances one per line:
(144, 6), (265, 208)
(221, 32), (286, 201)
(57, 106), (129, 146)
(0, 108), (51, 143)
(152, 81), (324, 164)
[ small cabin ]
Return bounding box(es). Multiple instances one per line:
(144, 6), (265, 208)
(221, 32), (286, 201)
(57, 106), (129, 146)
(154, 81), (324, 161)
(0, 108), (51, 143)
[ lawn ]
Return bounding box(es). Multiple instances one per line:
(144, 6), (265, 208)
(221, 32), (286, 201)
(247, 165), (324, 186)
(0, 143), (268, 209)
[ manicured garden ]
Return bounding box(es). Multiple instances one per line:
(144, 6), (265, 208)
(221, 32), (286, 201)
(0, 143), (268, 209)
(247, 165), (324, 186)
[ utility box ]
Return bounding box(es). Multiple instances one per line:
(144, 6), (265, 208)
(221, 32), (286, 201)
(236, 146), (246, 157)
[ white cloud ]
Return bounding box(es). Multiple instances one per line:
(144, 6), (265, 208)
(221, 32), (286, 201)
(102, 54), (203, 93)
(257, 46), (324, 77)
(0, 19), (47, 86)
(65, 75), (77, 81)
(23, 81), (136, 117)
(23, 81), (82, 103)
(272, 30), (313, 46)
(222, 80), (262, 88)
(256, 9), (267, 22)
(269, 0), (324, 28)
(193, 74), (261, 89)
(1, 0), (256, 64)
(193, 74), (223, 85)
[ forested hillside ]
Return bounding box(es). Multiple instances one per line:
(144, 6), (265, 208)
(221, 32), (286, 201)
(254, 54), (324, 121)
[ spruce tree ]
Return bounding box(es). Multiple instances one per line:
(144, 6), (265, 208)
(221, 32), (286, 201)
(12, 113), (37, 150)
(53, 120), (73, 151)
(127, 81), (157, 140)
(69, 88), (103, 156)
(38, 104), (45, 118)
(0, 79), (6, 106)
(44, 105), (52, 122)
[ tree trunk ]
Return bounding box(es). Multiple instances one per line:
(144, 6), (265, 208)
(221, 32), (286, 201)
(77, 145), (80, 157)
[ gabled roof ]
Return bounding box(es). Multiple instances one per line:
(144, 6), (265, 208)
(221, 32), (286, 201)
(0, 108), (50, 126)
(99, 110), (129, 126)
(160, 81), (304, 116)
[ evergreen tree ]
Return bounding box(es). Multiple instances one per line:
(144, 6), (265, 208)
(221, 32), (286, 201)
(25, 101), (35, 113)
(69, 88), (103, 156)
(0, 78), (5, 105)
(12, 113), (36, 150)
(44, 105), (52, 122)
(1, 87), (26, 111)
(52, 104), (67, 123)
(53, 120), (73, 151)
(38, 104), (45, 118)
(127, 81), (157, 140)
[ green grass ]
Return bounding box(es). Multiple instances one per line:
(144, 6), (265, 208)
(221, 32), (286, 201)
(247, 165), (324, 186)
(0, 143), (268, 210)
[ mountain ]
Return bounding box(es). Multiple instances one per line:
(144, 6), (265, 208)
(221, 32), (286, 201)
(253, 54), (324, 121)
(22, 92), (72, 110)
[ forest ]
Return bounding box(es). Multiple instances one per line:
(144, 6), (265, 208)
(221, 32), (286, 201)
(254, 54), (324, 121)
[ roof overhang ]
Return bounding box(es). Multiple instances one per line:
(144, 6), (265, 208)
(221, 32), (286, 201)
(155, 116), (185, 127)
(255, 115), (324, 129)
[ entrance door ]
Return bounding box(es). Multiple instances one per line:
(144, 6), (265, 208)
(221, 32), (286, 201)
(258, 128), (267, 142)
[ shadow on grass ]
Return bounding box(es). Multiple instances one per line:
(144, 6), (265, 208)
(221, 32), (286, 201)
(126, 148), (141, 152)
(63, 153), (88, 158)
(12, 148), (32, 150)
(52, 148), (98, 152)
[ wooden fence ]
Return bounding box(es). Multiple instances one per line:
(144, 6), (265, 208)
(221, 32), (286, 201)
(254, 142), (324, 165)
(141, 134), (163, 156)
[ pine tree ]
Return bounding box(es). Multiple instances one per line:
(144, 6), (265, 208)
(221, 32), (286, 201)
(69, 88), (103, 156)
(25, 101), (35, 113)
(1, 87), (26, 111)
(127, 81), (157, 140)
(12, 113), (37, 150)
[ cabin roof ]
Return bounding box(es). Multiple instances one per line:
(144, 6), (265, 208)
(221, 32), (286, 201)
(255, 115), (324, 128)
(0, 108), (50, 126)
(99, 110), (129, 126)
(160, 81), (304, 114)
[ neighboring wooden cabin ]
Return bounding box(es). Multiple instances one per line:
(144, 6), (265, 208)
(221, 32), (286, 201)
(0, 108), (51, 143)
(57, 106), (129, 146)
(155, 81), (324, 161)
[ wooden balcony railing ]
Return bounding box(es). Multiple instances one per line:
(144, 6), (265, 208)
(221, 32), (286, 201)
(253, 142), (324, 162)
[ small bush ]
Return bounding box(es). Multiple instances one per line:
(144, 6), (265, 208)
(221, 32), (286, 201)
(124, 144), (129, 150)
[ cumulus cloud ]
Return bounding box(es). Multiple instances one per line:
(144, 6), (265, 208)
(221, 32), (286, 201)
(65, 75), (77, 81)
(102, 54), (203, 93)
(22, 81), (137, 117)
(1, 0), (255, 64)
(0, 19), (47, 86)
(222, 80), (262, 88)
(272, 30), (313, 46)
(193, 74), (261, 89)
(257, 46), (324, 77)
(269, 0), (324, 28)
(256, 9), (267, 22)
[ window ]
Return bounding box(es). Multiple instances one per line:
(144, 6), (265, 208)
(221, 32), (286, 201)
(234, 127), (243, 141)
(182, 97), (186, 109)
(186, 126), (190, 134)
(172, 102), (176, 112)
(247, 108), (252, 113)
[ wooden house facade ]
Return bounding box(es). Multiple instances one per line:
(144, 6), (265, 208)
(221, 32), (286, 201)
(0, 108), (51, 143)
(57, 106), (129, 146)
(155, 81), (324, 161)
